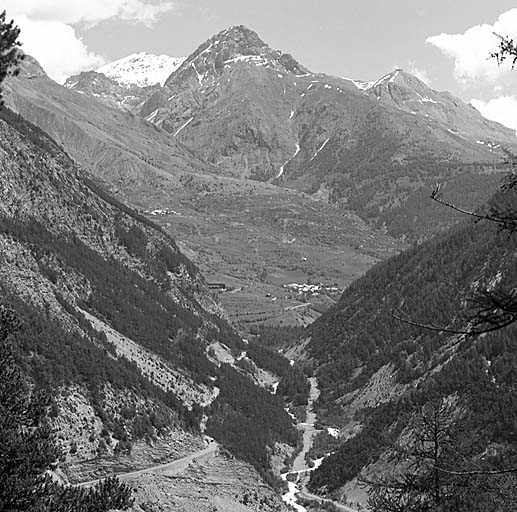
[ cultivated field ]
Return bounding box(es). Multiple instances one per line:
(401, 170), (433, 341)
(143, 186), (403, 330)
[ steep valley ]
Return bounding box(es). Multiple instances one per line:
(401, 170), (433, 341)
(0, 106), (301, 510)
(2, 16), (517, 512)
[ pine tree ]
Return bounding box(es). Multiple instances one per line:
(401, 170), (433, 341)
(0, 306), (57, 511)
(0, 305), (134, 511)
(0, 10), (23, 106)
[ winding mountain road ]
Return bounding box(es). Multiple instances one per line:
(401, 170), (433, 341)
(76, 441), (218, 488)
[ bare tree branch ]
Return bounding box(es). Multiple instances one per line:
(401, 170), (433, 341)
(433, 466), (517, 476)
(393, 308), (517, 337)
(392, 309), (473, 337)
(466, 288), (517, 330)
(430, 187), (517, 232)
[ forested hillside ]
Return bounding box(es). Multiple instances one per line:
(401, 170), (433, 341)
(302, 185), (517, 507)
(0, 106), (296, 482)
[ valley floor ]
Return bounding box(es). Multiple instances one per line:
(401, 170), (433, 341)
(142, 189), (402, 331)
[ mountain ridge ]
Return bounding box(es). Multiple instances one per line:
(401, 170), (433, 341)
(18, 26), (517, 246)
(124, 25), (517, 239)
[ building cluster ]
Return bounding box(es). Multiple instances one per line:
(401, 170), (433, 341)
(283, 282), (339, 296)
(146, 208), (179, 216)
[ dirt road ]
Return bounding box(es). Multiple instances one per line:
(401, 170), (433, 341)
(76, 441), (218, 488)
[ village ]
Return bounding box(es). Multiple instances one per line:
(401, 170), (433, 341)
(283, 282), (340, 297)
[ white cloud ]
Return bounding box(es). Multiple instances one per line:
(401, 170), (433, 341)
(471, 96), (517, 133)
(15, 16), (106, 84)
(407, 64), (431, 85)
(426, 8), (517, 83)
(6, 0), (175, 83)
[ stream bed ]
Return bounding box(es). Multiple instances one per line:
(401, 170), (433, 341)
(280, 377), (320, 512)
(280, 377), (358, 512)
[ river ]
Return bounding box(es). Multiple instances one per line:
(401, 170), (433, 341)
(280, 377), (320, 511)
(280, 377), (357, 512)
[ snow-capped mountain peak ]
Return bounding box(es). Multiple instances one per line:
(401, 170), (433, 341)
(163, 25), (308, 90)
(97, 52), (185, 87)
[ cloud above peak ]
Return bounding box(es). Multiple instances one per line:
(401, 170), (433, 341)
(426, 8), (517, 83)
(6, 0), (175, 83)
(14, 16), (106, 84)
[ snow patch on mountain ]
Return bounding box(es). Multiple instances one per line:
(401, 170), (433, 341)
(309, 138), (330, 162)
(174, 117), (193, 137)
(277, 143), (300, 178)
(367, 69), (402, 90)
(97, 52), (185, 87)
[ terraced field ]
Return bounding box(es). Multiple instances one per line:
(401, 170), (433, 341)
(144, 186), (403, 331)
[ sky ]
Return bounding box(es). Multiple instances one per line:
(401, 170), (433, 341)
(5, 0), (517, 130)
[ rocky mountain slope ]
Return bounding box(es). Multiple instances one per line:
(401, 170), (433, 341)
(290, 185), (517, 508)
(137, 25), (314, 180)
(4, 55), (219, 204)
(139, 25), (309, 181)
(0, 106), (298, 497)
(125, 450), (288, 512)
(360, 68), (514, 144)
(0, 105), (216, 461)
(64, 70), (161, 113)
(136, 25), (517, 238)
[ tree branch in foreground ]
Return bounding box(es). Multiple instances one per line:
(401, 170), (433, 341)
(392, 287), (517, 338)
(490, 33), (517, 68)
(430, 187), (517, 233)
(391, 310), (472, 336)
(433, 466), (517, 476)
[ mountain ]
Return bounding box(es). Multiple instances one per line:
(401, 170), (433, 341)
(136, 25), (517, 238)
(138, 25), (312, 180)
(4, 55), (221, 205)
(0, 105), (215, 461)
(356, 68), (512, 146)
(64, 70), (160, 113)
(63, 53), (185, 113)
(0, 105), (298, 508)
(98, 52), (185, 87)
(63, 53), (184, 114)
(9, 54), (403, 334)
(287, 185), (517, 507)
(59, 26), (516, 240)
(9, 54), (324, 207)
